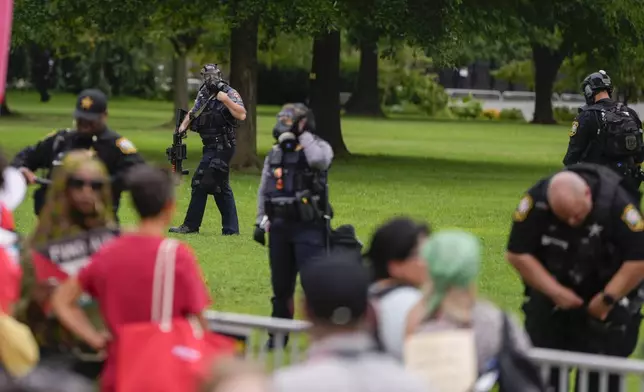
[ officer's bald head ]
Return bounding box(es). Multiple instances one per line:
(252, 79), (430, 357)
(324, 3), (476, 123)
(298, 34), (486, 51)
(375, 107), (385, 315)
(547, 171), (593, 227)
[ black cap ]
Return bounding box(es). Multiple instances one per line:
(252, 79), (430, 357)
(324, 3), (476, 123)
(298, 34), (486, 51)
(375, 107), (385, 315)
(74, 89), (107, 121)
(300, 252), (370, 325)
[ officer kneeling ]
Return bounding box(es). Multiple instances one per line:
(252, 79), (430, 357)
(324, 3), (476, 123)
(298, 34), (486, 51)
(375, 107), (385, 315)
(506, 163), (644, 392)
(253, 103), (333, 349)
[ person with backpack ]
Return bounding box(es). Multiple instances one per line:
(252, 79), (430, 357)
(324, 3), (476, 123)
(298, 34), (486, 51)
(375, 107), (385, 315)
(563, 70), (644, 204)
(506, 163), (644, 392)
(364, 217), (430, 361)
(405, 230), (538, 392)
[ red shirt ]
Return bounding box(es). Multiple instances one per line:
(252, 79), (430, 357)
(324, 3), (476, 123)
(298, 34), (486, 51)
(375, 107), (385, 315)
(78, 234), (211, 392)
(0, 203), (20, 312)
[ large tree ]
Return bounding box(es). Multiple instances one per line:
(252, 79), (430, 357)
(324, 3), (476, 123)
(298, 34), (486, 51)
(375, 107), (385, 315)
(465, 0), (644, 123)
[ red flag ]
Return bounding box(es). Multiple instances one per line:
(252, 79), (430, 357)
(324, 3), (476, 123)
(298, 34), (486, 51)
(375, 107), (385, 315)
(0, 0), (14, 105)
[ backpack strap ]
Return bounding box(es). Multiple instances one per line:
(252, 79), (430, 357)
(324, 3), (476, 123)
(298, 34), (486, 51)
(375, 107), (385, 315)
(368, 283), (414, 353)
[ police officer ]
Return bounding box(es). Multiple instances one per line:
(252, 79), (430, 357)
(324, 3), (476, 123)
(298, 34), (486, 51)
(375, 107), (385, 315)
(253, 103), (333, 349)
(563, 70), (644, 204)
(11, 88), (144, 218)
(169, 64), (246, 236)
(506, 163), (644, 392)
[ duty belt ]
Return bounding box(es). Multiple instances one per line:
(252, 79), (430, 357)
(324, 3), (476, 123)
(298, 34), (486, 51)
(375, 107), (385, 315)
(202, 131), (234, 148)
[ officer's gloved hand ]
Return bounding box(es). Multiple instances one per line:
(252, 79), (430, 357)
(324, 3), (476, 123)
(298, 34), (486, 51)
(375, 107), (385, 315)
(253, 225), (266, 246)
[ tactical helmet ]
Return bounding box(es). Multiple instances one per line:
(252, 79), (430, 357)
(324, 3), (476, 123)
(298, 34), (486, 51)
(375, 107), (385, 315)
(200, 63), (224, 88)
(272, 103), (316, 139)
(581, 70), (613, 105)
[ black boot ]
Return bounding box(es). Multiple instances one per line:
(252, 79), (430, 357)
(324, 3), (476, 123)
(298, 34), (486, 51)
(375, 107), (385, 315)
(168, 225), (199, 234)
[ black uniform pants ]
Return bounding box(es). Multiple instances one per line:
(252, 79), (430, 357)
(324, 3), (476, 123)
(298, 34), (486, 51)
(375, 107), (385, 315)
(268, 220), (326, 321)
(183, 145), (239, 234)
(523, 294), (641, 392)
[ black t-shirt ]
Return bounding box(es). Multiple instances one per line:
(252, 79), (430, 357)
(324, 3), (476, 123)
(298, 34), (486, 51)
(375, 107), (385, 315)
(507, 171), (644, 297)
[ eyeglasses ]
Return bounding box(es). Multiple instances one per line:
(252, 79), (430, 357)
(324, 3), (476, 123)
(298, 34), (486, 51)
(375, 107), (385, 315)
(67, 177), (105, 191)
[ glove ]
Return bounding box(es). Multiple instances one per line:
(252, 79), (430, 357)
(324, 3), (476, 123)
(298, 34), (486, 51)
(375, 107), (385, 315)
(253, 225), (266, 246)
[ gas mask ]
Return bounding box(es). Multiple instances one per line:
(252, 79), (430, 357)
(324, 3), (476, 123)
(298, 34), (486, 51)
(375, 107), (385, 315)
(272, 108), (303, 152)
(200, 64), (226, 92)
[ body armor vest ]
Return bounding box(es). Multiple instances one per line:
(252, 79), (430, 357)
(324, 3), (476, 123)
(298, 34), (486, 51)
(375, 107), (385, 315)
(263, 145), (327, 222)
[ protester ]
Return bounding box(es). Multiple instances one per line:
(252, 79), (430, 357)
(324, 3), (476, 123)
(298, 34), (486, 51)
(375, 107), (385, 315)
(51, 164), (212, 392)
(15, 150), (118, 380)
(200, 357), (270, 392)
(406, 229), (531, 374)
(365, 217), (429, 360)
(272, 251), (431, 392)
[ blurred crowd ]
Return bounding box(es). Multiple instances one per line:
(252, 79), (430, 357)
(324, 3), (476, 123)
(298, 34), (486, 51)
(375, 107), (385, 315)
(0, 148), (540, 392)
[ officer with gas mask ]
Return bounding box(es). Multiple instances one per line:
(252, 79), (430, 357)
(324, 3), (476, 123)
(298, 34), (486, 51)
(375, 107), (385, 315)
(563, 70), (644, 205)
(253, 103), (333, 349)
(170, 63), (246, 235)
(506, 163), (644, 392)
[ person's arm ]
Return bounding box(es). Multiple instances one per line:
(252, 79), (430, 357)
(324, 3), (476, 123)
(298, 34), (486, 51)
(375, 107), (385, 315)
(51, 277), (106, 350)
(299, 132), (334, 170)
(602, 201), (644, 299)
(563, 113), (593, 165)
(178, 87), (209, 133)
(217, 87), (246, 121)
(256, 156), (270, 224)
(174, 244), (212, 322)
(11, 131), (59, 181)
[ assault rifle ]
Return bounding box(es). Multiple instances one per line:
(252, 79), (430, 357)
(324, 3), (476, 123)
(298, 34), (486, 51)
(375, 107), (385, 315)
(166, 109), (190, 177)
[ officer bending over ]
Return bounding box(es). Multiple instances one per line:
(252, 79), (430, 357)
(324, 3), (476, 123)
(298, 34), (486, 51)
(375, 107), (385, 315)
(170, 63), (246, 236)
(563, 70), (644, 204)
(253, 103), (333, 349)
(11, 89), (144, 218)
(506, 163), (644, 392)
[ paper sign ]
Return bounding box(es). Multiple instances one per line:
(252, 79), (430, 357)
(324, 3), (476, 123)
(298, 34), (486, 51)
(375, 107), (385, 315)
(0, 0), (14, 105)
(404, 330), (478, 392)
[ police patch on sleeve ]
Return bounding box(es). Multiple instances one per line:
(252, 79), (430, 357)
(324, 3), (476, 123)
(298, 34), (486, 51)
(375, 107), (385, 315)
(621, 204), (644, 232)
(116, 137), (137, 154)
(569, 121), (579, 137)
(512, 194), (533, 222)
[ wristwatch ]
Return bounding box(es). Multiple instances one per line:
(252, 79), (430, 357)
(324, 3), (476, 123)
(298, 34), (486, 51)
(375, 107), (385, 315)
(601, 291), (616, 306)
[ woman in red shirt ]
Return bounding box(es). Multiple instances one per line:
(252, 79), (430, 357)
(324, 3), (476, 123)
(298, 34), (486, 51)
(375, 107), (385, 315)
(52, 165), (212, 392)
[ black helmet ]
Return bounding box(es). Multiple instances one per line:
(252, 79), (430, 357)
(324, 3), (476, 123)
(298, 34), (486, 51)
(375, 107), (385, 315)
(581, 70), (613, 104)
(200, 63), (224, 88)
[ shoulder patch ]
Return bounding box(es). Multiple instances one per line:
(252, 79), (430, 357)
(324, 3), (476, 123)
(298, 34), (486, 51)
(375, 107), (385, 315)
(569, 121), (579, 137)
(512, 194), (534, 222)
(621, 204), (644, 232)
(116, 137), (137, 154)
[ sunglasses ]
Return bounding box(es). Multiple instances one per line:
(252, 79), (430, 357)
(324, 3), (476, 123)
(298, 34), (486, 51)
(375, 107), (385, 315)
(67, 177), (105, 191)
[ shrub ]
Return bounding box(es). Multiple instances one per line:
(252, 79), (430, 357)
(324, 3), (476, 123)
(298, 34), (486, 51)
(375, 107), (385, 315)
(499, 108), (526, 122)
(448, 95), (483, 119)
(553, 106), (578, 123)
(481, 109), (501, 120)
(380, 65), (449, 116)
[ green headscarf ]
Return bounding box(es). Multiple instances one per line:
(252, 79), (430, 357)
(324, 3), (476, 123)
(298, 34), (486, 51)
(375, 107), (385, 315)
(421, 229), (481, 317)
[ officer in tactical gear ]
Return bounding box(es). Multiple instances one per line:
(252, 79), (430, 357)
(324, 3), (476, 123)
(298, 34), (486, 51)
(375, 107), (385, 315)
(506, 163), (644, 392)
(563, 70), (644, 204)
(170, 63), (246, 235)
(10, 89), (145, 218)
(253, 103), (333, 349)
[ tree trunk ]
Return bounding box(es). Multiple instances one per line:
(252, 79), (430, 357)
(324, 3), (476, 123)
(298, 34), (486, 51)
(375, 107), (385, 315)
(531, 43), (566, 124)
(172, 52), (189, 123)
(309, 30), (349, 156)
(229, 17), (261, 170)
(344, 34), (384, 117)
(0, 97), (10, 116)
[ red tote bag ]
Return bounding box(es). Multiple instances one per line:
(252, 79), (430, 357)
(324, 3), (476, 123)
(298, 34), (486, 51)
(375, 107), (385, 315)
(115, 239), (236, 392)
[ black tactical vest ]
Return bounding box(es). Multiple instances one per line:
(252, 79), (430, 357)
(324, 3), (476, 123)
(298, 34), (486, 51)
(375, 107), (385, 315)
(263, 145), (327, 222)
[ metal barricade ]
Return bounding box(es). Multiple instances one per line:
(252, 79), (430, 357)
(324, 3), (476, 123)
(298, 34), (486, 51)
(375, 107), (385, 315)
(206, 311), (644, 391)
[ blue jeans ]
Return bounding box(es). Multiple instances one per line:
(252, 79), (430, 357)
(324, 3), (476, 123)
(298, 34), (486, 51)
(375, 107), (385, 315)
(183, 145), (239, 234)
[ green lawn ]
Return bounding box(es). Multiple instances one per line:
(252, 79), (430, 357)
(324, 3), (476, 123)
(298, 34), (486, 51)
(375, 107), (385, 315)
(0, 90), (568, 315)
(6, 91), (644, 389)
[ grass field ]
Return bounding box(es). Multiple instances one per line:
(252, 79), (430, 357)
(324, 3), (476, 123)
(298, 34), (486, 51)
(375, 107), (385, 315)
(0, 91), (570, 316)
